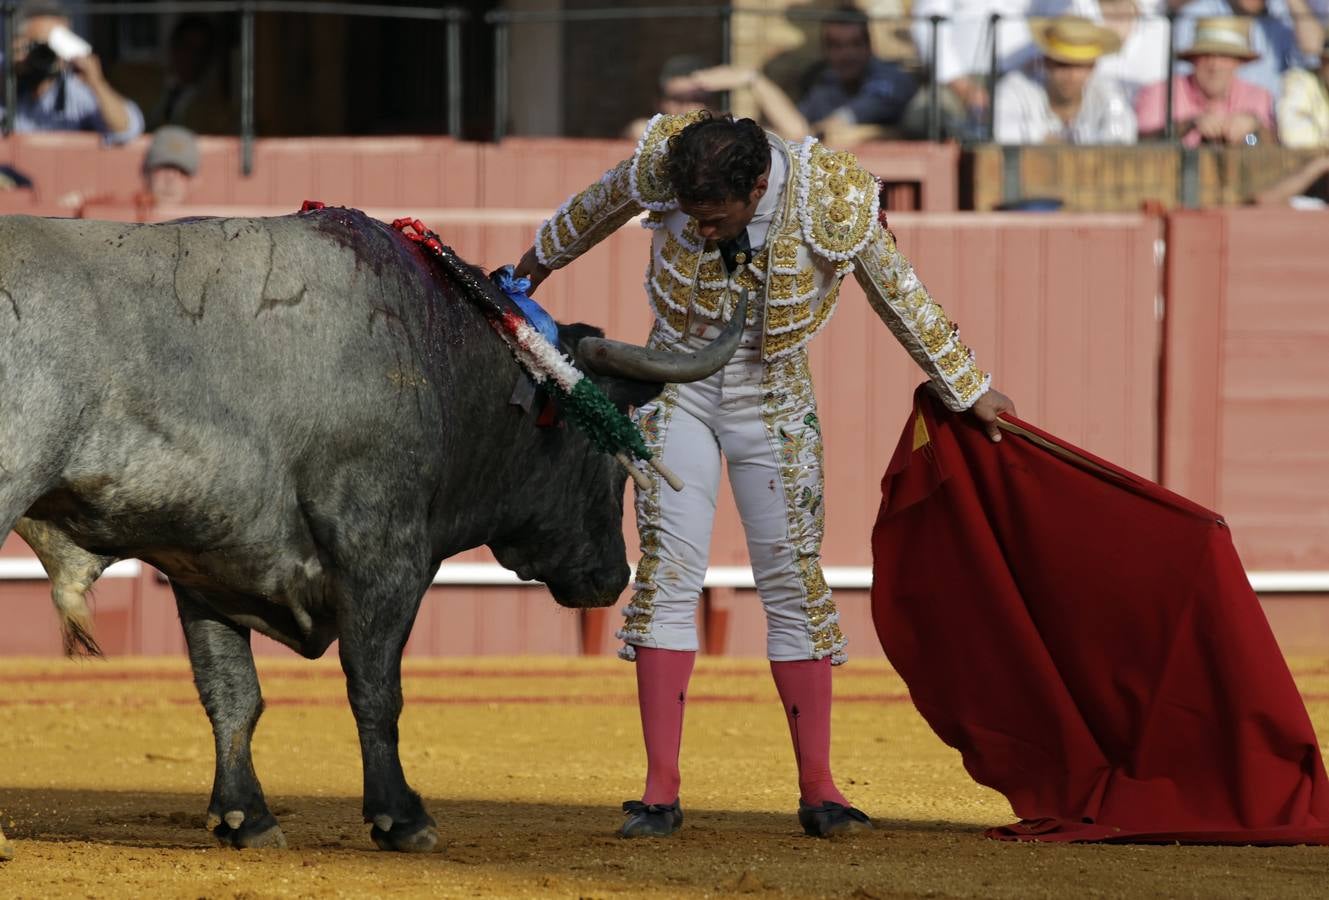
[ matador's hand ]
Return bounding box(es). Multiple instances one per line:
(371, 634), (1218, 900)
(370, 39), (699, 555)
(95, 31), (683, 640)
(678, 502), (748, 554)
(970, 388), (1016, 443)
(514, 245), (551, 296)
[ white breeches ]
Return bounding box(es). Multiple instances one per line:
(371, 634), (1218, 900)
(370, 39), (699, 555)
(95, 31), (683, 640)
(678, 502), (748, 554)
(617, 336), (847, 665)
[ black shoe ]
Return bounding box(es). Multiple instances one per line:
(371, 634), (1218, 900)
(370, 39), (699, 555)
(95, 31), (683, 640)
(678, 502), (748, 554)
(798, 800), (874, 838)
(618, 799), (683, 838)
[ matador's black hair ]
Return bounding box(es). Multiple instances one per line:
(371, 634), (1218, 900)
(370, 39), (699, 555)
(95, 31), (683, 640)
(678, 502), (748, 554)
(666, 112), (771, 205)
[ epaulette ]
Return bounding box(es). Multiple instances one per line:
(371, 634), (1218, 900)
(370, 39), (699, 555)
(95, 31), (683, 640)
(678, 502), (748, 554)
(793, 138), (879, 265)
(628, 110), (708, 211)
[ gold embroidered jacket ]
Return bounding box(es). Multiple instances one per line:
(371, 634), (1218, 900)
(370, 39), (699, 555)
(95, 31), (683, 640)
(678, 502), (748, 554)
(534, 112), (990, 411)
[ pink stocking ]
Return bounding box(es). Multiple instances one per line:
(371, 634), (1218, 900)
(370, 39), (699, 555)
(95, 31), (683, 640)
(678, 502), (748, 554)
(634, 647), (696, 804)
(770, 657), (849, 807)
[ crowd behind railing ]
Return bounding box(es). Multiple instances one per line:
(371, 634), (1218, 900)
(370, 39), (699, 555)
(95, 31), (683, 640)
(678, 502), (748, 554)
(1, 0), (1327, 208)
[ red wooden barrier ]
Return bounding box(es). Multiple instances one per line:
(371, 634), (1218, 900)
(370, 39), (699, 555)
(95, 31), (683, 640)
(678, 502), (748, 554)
(1164, 209), (1329, 572)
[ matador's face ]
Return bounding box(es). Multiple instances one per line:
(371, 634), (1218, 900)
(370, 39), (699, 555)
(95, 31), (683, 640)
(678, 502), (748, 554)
(678, 172), (770, 243)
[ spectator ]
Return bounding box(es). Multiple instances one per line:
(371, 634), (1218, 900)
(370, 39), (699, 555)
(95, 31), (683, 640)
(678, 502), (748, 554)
(65, 126), (200, 219)
(798, 5), (918, 141)
(994, 16), (1138, 142)
(8, 0), (144, 144)
(1278, 36), (1329, 145)
(1135, 17), (1276, 143)
(623, 56), (810, 142)
(904, 0), (1097, 136)
(1032, 0), (1173, 99)
(141, 125), (200, 206)
(910, 0), (1037, 128)
(1173, 0), (1324, 99)
(623, 56), (722, 139)
(145, 16), (237, 134)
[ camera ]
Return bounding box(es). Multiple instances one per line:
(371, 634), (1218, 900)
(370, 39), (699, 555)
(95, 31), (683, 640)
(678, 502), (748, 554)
(22, 42), (60, 78)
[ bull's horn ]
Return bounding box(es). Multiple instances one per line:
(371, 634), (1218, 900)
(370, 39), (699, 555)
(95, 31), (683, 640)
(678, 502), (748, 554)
(578, 288), (749, 383)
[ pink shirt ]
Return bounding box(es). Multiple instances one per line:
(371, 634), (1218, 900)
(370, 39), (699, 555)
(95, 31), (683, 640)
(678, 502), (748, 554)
(1134, 75), (1275, 147)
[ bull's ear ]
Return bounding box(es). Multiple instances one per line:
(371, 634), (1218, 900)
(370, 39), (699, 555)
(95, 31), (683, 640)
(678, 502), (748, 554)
(559, 322), (664, 412)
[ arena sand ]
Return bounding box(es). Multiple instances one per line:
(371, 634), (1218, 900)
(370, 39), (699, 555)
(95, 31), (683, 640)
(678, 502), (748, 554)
(1, 656), (1328, 899)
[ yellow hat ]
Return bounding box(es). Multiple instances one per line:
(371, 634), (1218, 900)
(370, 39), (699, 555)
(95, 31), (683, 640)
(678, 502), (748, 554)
(1030, 16), (1122, 65)
(1179, 17), (1259, 62)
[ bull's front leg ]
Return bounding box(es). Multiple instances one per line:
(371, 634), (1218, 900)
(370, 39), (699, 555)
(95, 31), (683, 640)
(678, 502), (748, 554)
(174, 585), (287, 849)
(337, 575), (437, 852)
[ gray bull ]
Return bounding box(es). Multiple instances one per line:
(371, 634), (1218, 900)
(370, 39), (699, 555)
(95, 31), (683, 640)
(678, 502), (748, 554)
(0, 207), (742, 853)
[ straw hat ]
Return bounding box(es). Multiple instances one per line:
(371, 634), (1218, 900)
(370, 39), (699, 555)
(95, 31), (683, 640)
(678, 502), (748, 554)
(1179, 17), (1259, 62)
(1030, 16), (1122, 65)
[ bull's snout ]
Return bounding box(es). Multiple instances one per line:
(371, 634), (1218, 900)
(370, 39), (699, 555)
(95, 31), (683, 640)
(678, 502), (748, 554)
(548, 561), (630, 609)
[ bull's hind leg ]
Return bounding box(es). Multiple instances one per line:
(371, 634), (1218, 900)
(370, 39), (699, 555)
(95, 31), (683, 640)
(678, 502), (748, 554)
(174, 584), (287, 849)
(336, 569), (437, 852)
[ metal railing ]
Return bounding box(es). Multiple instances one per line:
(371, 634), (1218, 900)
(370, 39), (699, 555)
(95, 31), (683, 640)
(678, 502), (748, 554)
(3, 2), (1318, 174)
(485, 5), (1318, 143)
(1, 0), (468, 174)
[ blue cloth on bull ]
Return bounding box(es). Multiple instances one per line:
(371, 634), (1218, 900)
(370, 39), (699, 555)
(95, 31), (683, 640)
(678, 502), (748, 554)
(494, 264), (560, 347)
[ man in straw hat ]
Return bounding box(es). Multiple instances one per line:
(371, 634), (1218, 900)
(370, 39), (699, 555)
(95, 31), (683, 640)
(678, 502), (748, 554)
(1174, 0), (1324, 99)
(1136, 16), (1275, 145)
(993, 15), (1137, 144)
(1277, 35), (1329, 146)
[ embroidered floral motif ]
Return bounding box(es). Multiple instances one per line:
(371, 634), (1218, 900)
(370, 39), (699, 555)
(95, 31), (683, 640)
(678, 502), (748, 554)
(617, 382), (682, 659)
(759, 351), (847, 664)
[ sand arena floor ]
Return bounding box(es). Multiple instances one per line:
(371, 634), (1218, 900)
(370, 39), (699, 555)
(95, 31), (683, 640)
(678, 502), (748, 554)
(1, 656), (1328, 899)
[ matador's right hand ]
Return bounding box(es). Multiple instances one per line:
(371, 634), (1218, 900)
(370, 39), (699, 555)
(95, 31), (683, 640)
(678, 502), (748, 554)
(514, 245), (551, 296)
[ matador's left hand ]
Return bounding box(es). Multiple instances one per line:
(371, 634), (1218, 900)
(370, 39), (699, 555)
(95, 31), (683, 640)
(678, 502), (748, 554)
(970, 388), (1016, 443)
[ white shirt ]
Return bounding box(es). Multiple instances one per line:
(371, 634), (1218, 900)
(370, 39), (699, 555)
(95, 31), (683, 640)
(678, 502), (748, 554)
(746, 137), (789, 250)
(994, 67), (1138, 143)
(911, 0), (1037, 85)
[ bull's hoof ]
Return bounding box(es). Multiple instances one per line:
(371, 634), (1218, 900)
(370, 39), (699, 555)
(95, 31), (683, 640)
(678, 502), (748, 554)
(0, 832), (13, 861)
(369, 814), (439, 853)
(210, 810), (288, 849)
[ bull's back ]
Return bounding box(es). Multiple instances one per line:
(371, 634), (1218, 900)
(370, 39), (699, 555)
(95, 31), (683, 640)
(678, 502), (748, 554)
(0, 211), (463, 431)
(0, 211), (484, 562)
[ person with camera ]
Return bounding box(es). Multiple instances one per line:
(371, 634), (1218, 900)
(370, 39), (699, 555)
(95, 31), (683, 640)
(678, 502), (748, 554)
(10, 0), (143, 144)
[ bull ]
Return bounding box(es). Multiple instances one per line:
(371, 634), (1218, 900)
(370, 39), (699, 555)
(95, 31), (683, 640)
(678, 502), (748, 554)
(0, 207), (744, 853)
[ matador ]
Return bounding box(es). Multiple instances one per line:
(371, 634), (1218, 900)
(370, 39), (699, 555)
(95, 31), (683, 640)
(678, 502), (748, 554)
(516, 111), (1014, 839)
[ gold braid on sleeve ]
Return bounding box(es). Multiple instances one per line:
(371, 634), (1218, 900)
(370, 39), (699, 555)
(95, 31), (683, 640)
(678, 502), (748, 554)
(533, 112), (706, 271)
(534, 157), (643, 271)
(853, 225), (991, 411)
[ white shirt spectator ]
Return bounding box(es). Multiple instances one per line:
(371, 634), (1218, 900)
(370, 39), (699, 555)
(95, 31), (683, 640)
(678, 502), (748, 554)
(1032, 0), (1172, 99)
(994, 67), (1138, 141)
(912, 0), (1038, 85)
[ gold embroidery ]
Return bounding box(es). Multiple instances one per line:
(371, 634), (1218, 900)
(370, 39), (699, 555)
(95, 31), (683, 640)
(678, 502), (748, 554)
(556, 217), (575, 249)
(539, 230), (558, 263)
(802, 143), (875, 261)
(618, 386), (681, 649)
(569, 204), (591, 234)
(936, 345), (971, 377)
(772, 236), (799, 272)
(768, 272), (796, 302)
(631, 111), (707, 209)
(697, 254), (724, 284)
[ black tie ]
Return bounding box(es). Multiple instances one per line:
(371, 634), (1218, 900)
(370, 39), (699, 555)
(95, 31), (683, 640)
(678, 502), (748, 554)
(717, 229), (753, 275)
